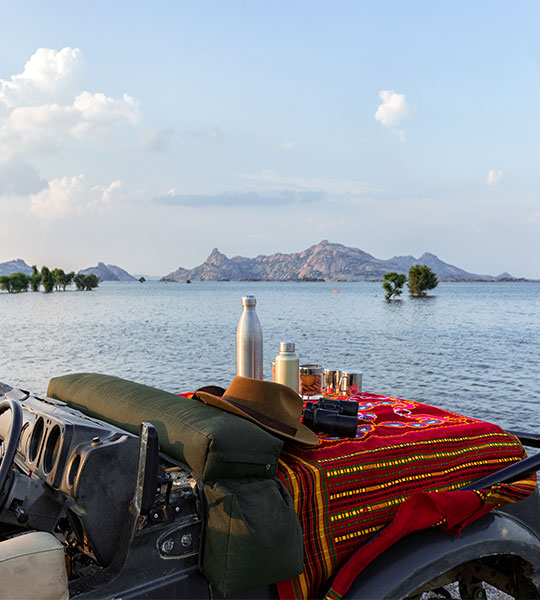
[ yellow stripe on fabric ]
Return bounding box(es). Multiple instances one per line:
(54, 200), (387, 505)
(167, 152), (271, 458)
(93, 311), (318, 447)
(326, 441), (520, 479)
(294, 572), (309, 600)
(278, 458), (302, 515)
(316, 432), (521, 465)
(293, 454), (335, 581)
(334, 523), (385, 544)
(329, 456), (517, 501)
(330, 476), (497, 525)
(330, 494), (406, 522)
(289, 571), (308, 600)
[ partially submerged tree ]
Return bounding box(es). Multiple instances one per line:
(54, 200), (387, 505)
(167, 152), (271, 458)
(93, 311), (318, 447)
(53, 268), (65, 291)
(53, 268), (75, 290)
(83, 273), (99, 290)
(74, 273), (99, 291)
(0, 272), (30, 293)
(31, 265), (41, 292)
(382, 271), (407, 300)
(0, 275), (10, 292)
(10, 272), (29, 292)
(408, 264), (438, 297)
(41, 266), (55, 293)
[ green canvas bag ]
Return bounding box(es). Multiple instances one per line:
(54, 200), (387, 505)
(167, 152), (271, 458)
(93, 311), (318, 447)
(47, 373), (283, 481)
(203, 478), (304, 596)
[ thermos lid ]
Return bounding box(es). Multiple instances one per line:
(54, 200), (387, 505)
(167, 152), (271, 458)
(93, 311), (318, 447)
(242, 295), (257, 307)
(280, 342), (295, 352)
(300, 364), (324, 375)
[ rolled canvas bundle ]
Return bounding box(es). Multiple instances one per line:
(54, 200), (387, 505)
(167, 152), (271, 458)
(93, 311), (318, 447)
(47, 372), (283, 482)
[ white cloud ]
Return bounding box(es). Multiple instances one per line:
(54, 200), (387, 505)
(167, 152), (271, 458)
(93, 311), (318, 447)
(239, 169), (384, 196)
(2, 92), (140, 153)
(71, 91), (141, 136)
(158, 189), (324, 207)
(0, 157), (47, 195)
(0, 47), (82, 108)
(375, 90), (412, 127)
(0, 48), (141, 157)
(280, 141), (295, 150)
(486, 169), (503, 185)
(29, 175), (123, 220)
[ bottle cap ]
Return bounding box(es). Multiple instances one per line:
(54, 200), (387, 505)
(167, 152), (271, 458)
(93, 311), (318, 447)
(242, 296), (256, 307)
(280, 342), (295, 352)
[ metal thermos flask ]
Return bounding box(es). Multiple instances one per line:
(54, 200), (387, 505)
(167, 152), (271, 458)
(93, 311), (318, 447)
(274, 342), (299, 393)
(236, 296), (263, 379)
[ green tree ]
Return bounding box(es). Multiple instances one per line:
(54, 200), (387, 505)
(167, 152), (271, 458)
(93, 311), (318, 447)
(408, 264), (439, 297)
(73, 273), (86, 290)
(31, 265), (41, 292)
(64, 271), (75, 290)
(53, 268), (65, 291)
(0, 275), (11, 292)
(53, 268), (74, 290)
(382, 271), (407, 300)
(8, 272), (30, 292)
(73, 273), (99, 291)
(41, 266), (55, 293)
(0, 273), (30, 292)
(82, 273), (99, 290)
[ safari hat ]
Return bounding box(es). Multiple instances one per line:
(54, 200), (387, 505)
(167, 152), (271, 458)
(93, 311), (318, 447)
(195, 376), (319, 447)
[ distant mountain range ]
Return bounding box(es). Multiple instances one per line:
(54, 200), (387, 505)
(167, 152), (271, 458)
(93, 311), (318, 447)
(162, 240), (516, 282)
(0, 259), (33, 276)
(0, 242), (520, 284)
(0, 259), (137, 282)
(78, 262), (137, 282)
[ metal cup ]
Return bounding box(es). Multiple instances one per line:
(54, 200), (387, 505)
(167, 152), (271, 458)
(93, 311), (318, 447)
(339, 371), (362, 397)
(324, 369), (341, 394)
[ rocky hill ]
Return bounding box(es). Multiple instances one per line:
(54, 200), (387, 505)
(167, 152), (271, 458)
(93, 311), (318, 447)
(0, 259), (33, 276)
(78, 262), (136, 282)
(162, 240), (513, 282)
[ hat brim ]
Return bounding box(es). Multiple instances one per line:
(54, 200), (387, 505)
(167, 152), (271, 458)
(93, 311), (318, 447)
(196, 391), (320, 447)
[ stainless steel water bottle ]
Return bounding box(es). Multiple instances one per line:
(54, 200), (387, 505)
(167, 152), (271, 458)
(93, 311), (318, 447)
(236, 296), (263, 379)
(274, 342), (299, 393)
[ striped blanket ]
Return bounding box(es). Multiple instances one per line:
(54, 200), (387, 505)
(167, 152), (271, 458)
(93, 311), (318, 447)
(276, 393), (536, 599)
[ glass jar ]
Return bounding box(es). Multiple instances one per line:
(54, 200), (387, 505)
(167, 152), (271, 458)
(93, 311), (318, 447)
(299, 364), (324, 398)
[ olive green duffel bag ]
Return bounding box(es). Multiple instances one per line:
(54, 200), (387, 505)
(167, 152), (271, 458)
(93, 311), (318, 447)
(47, 373), (283, 482)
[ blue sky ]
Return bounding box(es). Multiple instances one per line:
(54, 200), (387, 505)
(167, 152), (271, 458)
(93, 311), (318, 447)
(1, 0), (539, 277)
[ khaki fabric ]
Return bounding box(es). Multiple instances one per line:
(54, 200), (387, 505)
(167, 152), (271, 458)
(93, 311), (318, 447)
(47, 373), (283, 482)
(0, 531), (69, 600)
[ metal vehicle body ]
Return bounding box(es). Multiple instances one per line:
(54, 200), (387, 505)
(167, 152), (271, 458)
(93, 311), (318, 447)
(0, 382), (539, 599)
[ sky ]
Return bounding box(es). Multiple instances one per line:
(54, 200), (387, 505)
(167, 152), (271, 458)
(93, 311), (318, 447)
(0, 0), (539, 278)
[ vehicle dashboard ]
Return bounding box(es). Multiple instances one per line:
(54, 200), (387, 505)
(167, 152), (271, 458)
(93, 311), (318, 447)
(0, 387), (140, 566)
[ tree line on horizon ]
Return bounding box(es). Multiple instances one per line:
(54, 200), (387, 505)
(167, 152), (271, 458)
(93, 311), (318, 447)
(382, 264), (439, 300)
(0, 266), (99, 293)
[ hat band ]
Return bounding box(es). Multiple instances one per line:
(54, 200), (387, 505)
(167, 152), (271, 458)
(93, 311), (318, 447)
(227, 399), (298, 436)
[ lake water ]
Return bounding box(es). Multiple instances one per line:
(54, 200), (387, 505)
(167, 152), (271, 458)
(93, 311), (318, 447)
(1, 281), (539, 432)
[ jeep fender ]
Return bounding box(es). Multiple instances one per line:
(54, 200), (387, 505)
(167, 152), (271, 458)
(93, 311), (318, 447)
(341, 511), (540, 599)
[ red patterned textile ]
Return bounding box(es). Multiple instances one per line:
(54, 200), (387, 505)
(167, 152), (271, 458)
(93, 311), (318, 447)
(276, 393), (536, 600)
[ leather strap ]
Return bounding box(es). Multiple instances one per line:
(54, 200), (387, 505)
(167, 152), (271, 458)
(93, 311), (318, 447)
(227, 399), (298, 436)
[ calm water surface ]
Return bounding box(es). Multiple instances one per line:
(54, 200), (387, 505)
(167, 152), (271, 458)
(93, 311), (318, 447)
(1, 281), (539, 431)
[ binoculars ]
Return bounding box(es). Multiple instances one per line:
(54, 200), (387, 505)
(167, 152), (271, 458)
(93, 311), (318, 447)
(302, 399), (359, 438)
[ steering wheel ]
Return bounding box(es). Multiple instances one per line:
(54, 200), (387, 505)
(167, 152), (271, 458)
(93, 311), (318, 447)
(0, 399), (23, 496)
